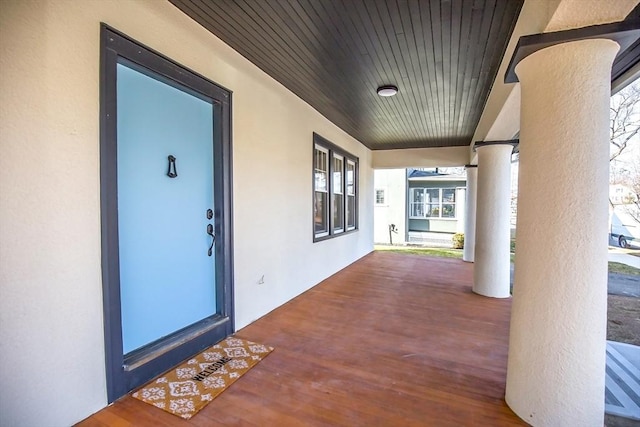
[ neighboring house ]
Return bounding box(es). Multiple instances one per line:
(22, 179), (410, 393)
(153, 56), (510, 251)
(610, 183), (638, 205)
(374, 169), (407, 245)
(374, 168), (466, 245)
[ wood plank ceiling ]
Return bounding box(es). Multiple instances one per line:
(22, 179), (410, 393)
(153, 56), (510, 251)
(169, 0), (524, 150)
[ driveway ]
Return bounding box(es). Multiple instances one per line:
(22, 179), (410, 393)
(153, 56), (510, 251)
(608, 246), (640, 269)
(608, 273), (640, 298)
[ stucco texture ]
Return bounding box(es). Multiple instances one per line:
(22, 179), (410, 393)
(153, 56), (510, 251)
(473, 144), (513, 298)
(507, 39), (620, 427)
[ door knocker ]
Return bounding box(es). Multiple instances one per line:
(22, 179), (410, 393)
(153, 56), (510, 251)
(167, 155), (178, 178)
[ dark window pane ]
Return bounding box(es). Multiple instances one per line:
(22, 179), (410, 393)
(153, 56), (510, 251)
(314, 191), (328, 234)
(347, 195), (356, 228)
(412, 188), (424, 202)
(442, 188), (455, 203)
(347, 162), (355, 195)
(333, 156), (343, 194)
(426, 189), (439, 202)
(442, 204), (455, 218)
(333, 194), (344, 232)
(314, 147), (328, 191)
(426, 203), (440, 217)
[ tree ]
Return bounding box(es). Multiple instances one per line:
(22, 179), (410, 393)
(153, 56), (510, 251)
(621, 162), (640, 224)
(609, 80), (640, 227)
(610, 81), (640, 163)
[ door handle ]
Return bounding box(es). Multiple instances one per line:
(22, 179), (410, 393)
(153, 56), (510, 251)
(207, 223), (215, 256)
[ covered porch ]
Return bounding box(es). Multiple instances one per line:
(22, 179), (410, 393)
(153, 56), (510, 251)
(79, 252), (525, 426)
(2, 1), (640, 425)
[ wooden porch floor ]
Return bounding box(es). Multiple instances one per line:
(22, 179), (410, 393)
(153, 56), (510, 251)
(78, 251), (526, 426)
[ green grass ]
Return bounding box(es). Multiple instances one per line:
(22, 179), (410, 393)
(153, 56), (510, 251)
(609, 262), (640, 275)
(375, 245), (462, 258)
(376, 246), (640, 276)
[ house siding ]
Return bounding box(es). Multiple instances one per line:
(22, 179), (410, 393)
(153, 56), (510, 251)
(408, 179), (466, 233)
(0, 1), (373, 426)
(373, 169), (407, 244)
(407, 180), (467, 233)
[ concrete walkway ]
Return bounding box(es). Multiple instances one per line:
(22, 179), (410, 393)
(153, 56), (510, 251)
(608, 273), (640, 298)
(606, 341), (640, 421)
(406, 231), (454, 247)
(506, 265), (639, 297)
(609, 246), (640, 269)
(393, 236), (640, 269)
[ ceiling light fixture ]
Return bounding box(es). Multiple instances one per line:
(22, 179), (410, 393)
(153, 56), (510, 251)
(377, 85), (398, 97)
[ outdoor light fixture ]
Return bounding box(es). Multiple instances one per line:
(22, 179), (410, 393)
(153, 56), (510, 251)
(377, 85), (398, 97)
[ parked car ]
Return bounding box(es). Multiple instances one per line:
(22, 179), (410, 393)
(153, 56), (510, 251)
(610, 206), (640, 249)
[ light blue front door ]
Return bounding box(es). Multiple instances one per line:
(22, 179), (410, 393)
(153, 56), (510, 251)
(116, 63), (216, 354)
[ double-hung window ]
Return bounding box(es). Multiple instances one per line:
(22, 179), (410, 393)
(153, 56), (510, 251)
(313, 133), (358, 241)
(409, 188), (456, 219)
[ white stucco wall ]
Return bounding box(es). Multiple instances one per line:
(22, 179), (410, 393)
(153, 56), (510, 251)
(0, 1), (373, 425)
(373, 169), (407, 244)
(372, 146), (468, 168)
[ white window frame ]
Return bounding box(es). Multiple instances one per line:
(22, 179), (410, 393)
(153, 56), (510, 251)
(409, 187), (456, 219)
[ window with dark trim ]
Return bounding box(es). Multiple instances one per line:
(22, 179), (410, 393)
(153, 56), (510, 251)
(313, 133), (358, 241)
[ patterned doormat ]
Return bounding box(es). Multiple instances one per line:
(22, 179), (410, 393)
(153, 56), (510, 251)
(132, 336), (273, 419)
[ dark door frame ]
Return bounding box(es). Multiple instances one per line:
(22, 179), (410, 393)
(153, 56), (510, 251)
(99, 24), (234, 402)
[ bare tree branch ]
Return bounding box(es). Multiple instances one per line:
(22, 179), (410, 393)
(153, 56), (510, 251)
(610, 82), (640, 162)
(610, 80), (640, 226)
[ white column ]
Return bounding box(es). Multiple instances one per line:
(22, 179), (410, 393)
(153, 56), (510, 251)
(462, 166), (477, 262)
(473, 145), (512, 297)
(506, 39), (619, 427)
